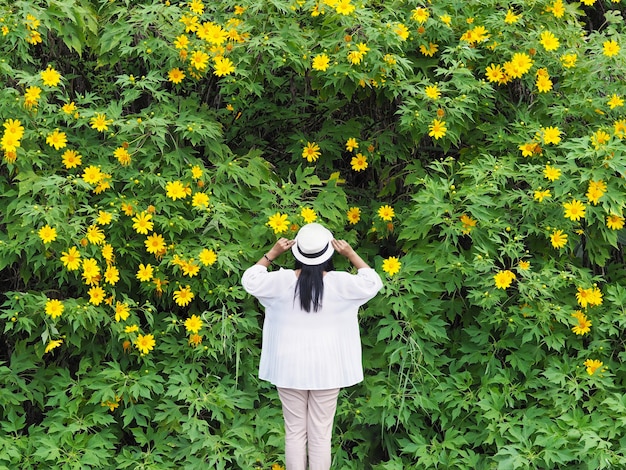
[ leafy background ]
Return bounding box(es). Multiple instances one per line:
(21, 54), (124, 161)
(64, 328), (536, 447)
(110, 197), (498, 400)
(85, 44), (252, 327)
(1, 0), (626, 468)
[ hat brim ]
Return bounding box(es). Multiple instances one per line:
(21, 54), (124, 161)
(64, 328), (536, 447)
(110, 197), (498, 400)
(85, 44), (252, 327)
(291, 227), (335, 265)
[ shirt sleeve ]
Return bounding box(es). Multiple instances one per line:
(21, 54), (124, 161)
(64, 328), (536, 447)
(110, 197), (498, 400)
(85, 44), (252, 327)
(241, 264), (289, 300)
(329, 268), (383, 303)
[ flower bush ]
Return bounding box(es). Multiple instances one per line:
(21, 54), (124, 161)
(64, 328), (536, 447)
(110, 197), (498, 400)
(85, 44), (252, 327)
(1, 0), (626, 468)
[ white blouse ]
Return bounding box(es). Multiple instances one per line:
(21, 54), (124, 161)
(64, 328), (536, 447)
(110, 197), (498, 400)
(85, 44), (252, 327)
(242, 265), (383, 390)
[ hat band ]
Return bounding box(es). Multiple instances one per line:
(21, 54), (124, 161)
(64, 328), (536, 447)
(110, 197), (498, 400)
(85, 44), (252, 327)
(297, 243), (329, 260)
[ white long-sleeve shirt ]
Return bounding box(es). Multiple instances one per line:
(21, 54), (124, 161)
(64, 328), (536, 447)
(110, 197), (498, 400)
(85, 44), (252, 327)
(242, 265), (383, 390)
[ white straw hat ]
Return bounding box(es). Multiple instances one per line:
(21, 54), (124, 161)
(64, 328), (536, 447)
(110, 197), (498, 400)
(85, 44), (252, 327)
(292, 223), (334, 265)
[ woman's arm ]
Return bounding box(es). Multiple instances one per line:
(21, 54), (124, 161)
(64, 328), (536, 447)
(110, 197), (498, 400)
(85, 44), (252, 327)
(254, 237), (295, 268)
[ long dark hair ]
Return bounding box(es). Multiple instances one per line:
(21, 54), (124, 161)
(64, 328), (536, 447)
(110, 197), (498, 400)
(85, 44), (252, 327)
(294, 259), (335, 312)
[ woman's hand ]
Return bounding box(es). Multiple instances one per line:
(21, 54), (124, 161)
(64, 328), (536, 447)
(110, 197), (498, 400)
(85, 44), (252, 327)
(331, 239), (369, 269)
(267, 238), (295, 260)
(331, 239), (355, 257)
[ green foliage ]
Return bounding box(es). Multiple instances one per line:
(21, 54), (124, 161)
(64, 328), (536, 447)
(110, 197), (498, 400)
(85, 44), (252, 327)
(1, 0), (626, 467)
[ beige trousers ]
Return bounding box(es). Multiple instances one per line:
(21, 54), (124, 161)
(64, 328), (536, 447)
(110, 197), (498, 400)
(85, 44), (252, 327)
(277, 387), (341, 470)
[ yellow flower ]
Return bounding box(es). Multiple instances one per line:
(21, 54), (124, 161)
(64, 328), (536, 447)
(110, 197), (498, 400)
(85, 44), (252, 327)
(550, 0), (565, 17)
(192, 192), (210, 208)
(134, 333), (156, 355)
(82, 258), (101, 285)
(88, 285), (106, 305)
(504, 9), (520, 24)
(347, 207), (361, 225)
(90, 113), (112, 132)
(345, 138), (359, 152)
(335, 0), (355, 15)
(494, 270), (516, 289)
(82, 165), (103, 184)
(136, 263), (154, 282)
(576, 286), (599, 308)
(503, 53), (533, 78)
(104, 265), (120, 285)
(132, 212), (153, 235)
(102, 243), (114, 263)
(615, 119), (626, 139)
(44, 339), (63, 354)
(165, 180), (188, 200)
(550, 229), (568, 249)
(602, 39), (620, 57)
(586, 180), (606, 205)
(541, 126), (562, 145)
(560, 53), (577, 68)
(24, 86), (42, 108)
(302, 142), (321, 162)
(38, 224), (57, 244)
(62, 149), (82, 168)
(86, 224), (105, 245)
(3, 119), (24, 139)
(184, 314), (203, 334)
(115, 302), (130, 322)
(394, 23), (409, 41)
(419, 43), (439, 57)
(590, 129), (611, 150)
(428, 119), (447, 140)
(571, 310), (591, 335)
(188, 0), (204, 15)
(267, 212), (290, 234)
(60, 246), (81, 271)
(62, 101), (77, 114)
(535, 69), (553, 93)
(607, 214), (625, 230)
(382, 256), (401, 276)
(539, 31), (560, 51)
(460, 214), (477, 234)
(350, 153), (368, 171)
(312, 54), (330, 71)
(190, 50), (209, 70)
(174, 34), (189, 49)
(173, 285), (195, 307)
(543, 164), (561, 181)
(46, 129), (68, 150)
(145, 233), (166, 255)
(583, 359), (603, 375)
(41, 66), (62, 87)
(45, 299), (64, 319)
(563, 199), (586, 222)
(191, 165), (203, 179)
(168, 68), (185, 84)
(213, 56), (235, 76)
(518, 142), (541, 157)
(181, 259), (200, 277)
(608, 94), (624, 109)
(460, 26), (490, 45)
(300, 207), (317, 224)
(188, 334), (203, 347)
(377, 205), (395, 221)
(199, 248), (217, 266)
(96, 211), (112, 226)
(587, 286), (603, 306)
(485, 64), (506, 83)
(518, 260), (530, 271)
(113, 146), (131, 166)
(439, 14), (451, 26)
(125, 324), (139, 333)
(424, 84), (440, 100)
(533, 189), (551, 202)
(411, 7), (430, 23)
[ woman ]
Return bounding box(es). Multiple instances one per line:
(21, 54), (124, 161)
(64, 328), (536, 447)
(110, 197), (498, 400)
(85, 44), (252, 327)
(241, 223), (383, 469)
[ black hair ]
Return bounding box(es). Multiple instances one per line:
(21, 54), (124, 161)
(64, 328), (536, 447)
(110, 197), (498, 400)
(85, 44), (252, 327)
(294, 258), (335, 312)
